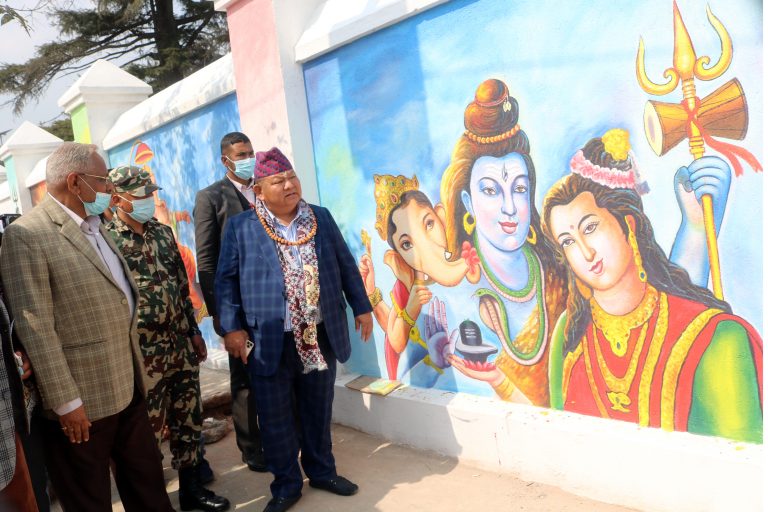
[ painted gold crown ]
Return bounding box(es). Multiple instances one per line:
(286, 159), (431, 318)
(373, 174), (420, 240)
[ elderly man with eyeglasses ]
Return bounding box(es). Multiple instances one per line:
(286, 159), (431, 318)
(0, 142), (173, 512)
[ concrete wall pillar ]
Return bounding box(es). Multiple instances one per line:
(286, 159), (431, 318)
(214, 0), (324, 202)
(0, 122), (62, 213)
(58, 59), (152, 159)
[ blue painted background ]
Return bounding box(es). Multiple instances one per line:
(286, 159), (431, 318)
(302, 0), (763, 396)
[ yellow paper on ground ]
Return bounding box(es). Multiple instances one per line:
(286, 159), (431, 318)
(345, 375), (404, 396)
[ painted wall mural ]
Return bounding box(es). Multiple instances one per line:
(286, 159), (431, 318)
(29, 182), (47, 207)
(303, 0), (763, 443)
(107, 93), (241, 348)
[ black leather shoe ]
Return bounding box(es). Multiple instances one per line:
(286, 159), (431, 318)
(262, 495), (301, 512)
(179, 466), (231, 511)
(242, 453), (268, 472)
(309, 475), (359, 496)
(179, 488), (231, 512)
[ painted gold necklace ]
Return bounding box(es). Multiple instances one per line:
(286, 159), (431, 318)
(589, 284), (658, 357)
(592, 322), (649, 395)
(252, 204), (317, 246)
(583, 292), (667, 415)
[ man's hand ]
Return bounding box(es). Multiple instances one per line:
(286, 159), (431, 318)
(14, 350), (32, 380)
(223, 329), (249, 364)
(191, 334), (208, 363)
(355, 313), (374, 342)
(59, 405), (92, 444)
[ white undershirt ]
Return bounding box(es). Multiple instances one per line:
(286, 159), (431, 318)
(226, 175), (255, 205)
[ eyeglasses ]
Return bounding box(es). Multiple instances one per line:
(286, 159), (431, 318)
(76, 173), (114, 192)
(77, 173), (110, 182)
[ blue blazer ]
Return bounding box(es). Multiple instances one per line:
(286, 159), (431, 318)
(215, 204), (372, 376)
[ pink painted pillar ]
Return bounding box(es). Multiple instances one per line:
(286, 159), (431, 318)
(214, 0), (323, 202)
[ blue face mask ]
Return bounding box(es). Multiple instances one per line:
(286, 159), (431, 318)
(119, 196), (156, 224)
(79, 179), (112, 217)
(227, 156), (255, 181)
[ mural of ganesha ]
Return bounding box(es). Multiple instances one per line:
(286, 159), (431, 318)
(304, 0), (763, 443)
(346, 75), (763, 442)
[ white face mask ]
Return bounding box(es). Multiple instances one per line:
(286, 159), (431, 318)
(118, 196), (156, 223)
(78, 178), (112, 217)
(226, 156), (256, 180)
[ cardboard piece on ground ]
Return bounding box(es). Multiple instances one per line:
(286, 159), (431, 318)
(345, 375), (404, 396)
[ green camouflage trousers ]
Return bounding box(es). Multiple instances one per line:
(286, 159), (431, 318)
(141, 334), (202, 470)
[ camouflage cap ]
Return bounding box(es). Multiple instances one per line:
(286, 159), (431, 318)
(108, 165), (161, 196)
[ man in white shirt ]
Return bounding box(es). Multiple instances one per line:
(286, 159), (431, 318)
(193, 132), (266, 472)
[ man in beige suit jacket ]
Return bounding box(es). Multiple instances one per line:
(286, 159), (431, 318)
(0, 143), (174, 512)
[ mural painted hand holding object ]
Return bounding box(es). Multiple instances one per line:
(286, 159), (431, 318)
(440, 78), (567, 406)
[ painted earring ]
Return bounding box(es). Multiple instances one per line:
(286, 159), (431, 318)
(463, 212), (476, 235)
(526, 226), (537, 245)
(625, 216), (647, 283)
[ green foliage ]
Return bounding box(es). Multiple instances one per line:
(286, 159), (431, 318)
(40, 117), (73, 141)
(0, 0), (230, 114)
(0, 5), (30, 34)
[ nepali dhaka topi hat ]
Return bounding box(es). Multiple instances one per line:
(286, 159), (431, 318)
(255, 147), (293, 179)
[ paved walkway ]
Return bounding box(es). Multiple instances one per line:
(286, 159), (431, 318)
(55, 366), (640, 511)
(152, 367), (639, 511)
(143, 421), (639, 512)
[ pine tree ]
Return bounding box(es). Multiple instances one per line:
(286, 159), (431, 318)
(1, 0), (230, 114)
(0, 4), (31, 34)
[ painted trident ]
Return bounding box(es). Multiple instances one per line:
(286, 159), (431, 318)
(636, 1), (762, 300)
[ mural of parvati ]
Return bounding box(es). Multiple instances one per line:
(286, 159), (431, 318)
(542, 131), (762, 443)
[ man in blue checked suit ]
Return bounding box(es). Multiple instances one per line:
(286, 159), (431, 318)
(215, 147), (373, 512)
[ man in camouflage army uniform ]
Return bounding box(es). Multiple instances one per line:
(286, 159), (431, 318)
(105, 165), (229, 512)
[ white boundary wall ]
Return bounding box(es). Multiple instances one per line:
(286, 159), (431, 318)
(333, 373), (762, 512)
(295, 0), (450, 62)
(103, 54), (235, 151)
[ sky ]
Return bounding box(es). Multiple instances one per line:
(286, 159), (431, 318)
(0, 0), (121, 143)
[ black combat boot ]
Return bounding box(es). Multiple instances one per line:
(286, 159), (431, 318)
(178, 465), (231, 512)
(197, 456), (215, 484)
